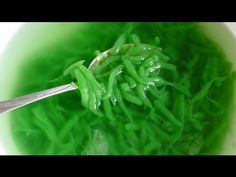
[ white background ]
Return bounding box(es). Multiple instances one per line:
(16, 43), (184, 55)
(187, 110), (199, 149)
(0, 22), (24, 155)
(0, 23), (24, 57)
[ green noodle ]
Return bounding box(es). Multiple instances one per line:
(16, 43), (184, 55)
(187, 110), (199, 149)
(10, 22), (236, 155)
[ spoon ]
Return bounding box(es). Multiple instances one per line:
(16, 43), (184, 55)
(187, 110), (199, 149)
(0, 44), (132, 114)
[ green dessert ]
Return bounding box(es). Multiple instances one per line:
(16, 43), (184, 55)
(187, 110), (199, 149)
(10, 22), (236, 155)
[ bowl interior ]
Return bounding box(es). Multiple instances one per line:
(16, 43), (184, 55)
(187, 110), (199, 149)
(0, 22), (235, 154)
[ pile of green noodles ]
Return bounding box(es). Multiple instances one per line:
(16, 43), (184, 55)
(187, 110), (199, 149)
(10, 23), (236, 155)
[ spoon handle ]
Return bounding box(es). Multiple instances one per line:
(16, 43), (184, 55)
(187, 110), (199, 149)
(0, 83), (78, 114)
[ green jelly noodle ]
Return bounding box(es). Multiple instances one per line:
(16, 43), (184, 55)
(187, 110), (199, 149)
(10, 23), (236, 155)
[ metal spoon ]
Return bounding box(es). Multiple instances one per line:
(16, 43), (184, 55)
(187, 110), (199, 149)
(0, 45), (133, 114)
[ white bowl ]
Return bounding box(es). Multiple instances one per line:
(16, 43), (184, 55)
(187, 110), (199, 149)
(0, 22), (235, 155)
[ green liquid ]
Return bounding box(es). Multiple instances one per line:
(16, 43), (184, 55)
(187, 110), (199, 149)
(10, 22), (236, 155)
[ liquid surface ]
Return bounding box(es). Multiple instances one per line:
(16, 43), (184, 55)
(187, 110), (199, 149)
(10, 23), (236, 155)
